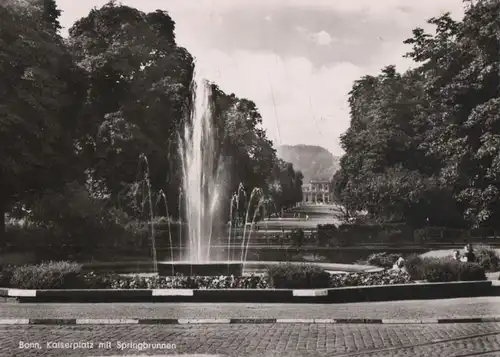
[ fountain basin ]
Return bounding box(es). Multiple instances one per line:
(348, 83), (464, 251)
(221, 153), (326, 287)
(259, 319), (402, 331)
(154, 260), (383, 277)
(158, 261), (243, 276)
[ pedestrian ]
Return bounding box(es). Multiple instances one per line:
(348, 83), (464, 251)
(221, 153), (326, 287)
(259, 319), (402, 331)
(452, 250), (461, 261)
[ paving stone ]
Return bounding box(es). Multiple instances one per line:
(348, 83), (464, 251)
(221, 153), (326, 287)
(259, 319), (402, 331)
(1, 323), (500, 357)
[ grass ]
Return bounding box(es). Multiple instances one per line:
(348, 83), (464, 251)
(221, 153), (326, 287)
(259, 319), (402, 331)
(421, 249), (500, 258)
(486, 272), (498, 280)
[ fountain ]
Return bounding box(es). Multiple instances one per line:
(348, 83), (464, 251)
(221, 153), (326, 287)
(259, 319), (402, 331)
(139, 154), (158, 273)
(153, 74), (372, 278)
(157, 74), (245, 276)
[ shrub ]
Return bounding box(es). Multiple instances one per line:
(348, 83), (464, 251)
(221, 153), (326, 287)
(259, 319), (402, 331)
(405, 254), (424, 280)
(28, 182), (132, 253)
(366, 252), (401, 269)
(9, 261), (83, 289)
(0, 265), (14, 287)
(457, 263), (486, 281)
(266, 263), (330, 289)
(316, 224), (336, 246)
(4, 224), (52, 249)
(473, 245), (500, 272)
(405, 256), (486, 282)
(290, 229), (305, 247)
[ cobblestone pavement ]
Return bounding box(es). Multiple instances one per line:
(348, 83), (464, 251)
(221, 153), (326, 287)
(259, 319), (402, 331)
(2, 323), (500, 356)
(1, 297), (499, 320)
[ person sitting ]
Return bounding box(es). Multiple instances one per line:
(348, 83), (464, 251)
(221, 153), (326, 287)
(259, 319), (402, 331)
(392, 257), (406, 272)
(461, 244), (476, 263)
(452, 250), (461, 261)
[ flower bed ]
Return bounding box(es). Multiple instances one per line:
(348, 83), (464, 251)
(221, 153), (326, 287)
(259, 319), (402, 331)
(83, 270), (412, 289)
(84, 272), (269, 289)
(0, 261), (414, 290)
(330, 269), (411, 287)
(364, 252), (401, 269)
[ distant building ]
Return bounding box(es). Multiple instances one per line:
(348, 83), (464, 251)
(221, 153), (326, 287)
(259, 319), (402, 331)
(302, 179), (334, 204)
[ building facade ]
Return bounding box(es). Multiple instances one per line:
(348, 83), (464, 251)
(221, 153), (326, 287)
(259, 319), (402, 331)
(302, 180), (334, 204)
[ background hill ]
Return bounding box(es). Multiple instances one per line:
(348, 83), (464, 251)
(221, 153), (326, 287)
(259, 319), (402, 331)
(277, 145), (340, 183)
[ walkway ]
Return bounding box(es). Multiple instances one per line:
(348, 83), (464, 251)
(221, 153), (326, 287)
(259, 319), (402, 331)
(0, 297), (499, 320)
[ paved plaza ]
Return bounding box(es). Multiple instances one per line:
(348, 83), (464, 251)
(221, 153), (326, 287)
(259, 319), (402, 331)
(0, 298), (499, 356)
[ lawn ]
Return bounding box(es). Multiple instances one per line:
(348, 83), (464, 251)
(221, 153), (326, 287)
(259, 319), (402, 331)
(420, 248), (500, 258)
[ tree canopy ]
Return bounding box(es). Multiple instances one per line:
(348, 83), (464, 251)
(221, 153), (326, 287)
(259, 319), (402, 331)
(0, 1), (303, 247)
(0, 0), (86, 223)
(334, 0), (500, 229)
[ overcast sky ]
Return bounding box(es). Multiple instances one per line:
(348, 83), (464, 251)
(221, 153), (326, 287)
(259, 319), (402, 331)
(56, 0), (465, 156)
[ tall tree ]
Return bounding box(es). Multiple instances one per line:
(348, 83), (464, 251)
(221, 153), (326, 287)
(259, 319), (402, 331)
(0, 0), (86, 246)
(68, 2), (194, 217)
(211, 86), (279, 193)
(404, 2), (500, 227)
(336, 0), (500, 229)
(334, 66), (454, 226)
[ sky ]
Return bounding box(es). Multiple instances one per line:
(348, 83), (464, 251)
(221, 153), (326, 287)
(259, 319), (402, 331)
(56, 0), (465, 156)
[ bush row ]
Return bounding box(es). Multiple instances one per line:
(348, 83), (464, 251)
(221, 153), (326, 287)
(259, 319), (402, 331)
(0, 261), (412, 289)
(473, 245), (500, 272)
(0, 261), (83, 289)
(405, 256), (486, 282)
(364, 245), (499, 282)
(0, 257), (489, 290)
(316, 223), (415, 245)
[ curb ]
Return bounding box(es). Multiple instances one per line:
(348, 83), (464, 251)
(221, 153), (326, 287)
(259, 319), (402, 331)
(1, 317), (499, 325)
(0, 280), (494, 303)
